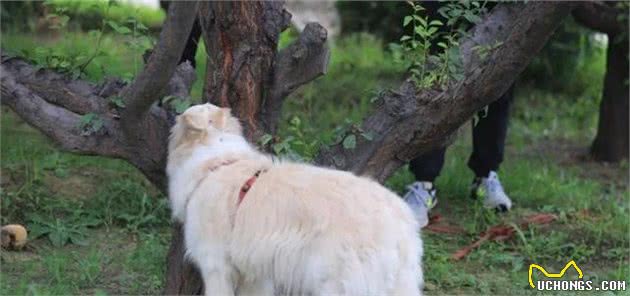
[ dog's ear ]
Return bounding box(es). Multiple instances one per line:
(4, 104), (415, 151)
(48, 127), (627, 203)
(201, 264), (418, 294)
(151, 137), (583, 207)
(180, 113), (206, 131)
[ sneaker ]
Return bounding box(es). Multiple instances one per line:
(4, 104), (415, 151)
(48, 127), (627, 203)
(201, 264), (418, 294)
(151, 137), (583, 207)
(470, 171), (512, 212)
(403, 181), (438, 228)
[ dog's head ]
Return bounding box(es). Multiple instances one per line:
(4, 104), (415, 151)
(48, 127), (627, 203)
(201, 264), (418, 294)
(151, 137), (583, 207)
(169, 103), (242, 152)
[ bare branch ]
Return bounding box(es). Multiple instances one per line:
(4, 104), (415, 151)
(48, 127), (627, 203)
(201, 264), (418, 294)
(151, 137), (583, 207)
(262, 22), (330, 133)
(316, 2), (576, 181)
(573, 2), (626, 35)
(120, 1), (199, 136)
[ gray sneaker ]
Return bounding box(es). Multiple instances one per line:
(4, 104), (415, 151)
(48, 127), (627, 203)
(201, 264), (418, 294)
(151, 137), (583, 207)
(471, 171), (512, 212)
(403, 181), (438, 228)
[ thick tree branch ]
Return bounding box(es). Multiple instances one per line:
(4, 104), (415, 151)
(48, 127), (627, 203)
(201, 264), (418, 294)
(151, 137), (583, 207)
(1, 53), (196, 189)
(316, 2), (576, 181)
(1, 59), (124, 158)
(1, 55), (108, 115)
(572, 2), (625, 35)
(120, 1), (198, 136)
(262, 22), (330, 133)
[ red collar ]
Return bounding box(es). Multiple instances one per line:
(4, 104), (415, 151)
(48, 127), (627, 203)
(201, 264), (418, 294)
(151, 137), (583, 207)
(201, 158), (266, 207)
(238, 170), (266, 206)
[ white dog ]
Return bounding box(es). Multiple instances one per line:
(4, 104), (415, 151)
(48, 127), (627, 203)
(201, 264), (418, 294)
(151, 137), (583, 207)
(167, 103), (423, 296)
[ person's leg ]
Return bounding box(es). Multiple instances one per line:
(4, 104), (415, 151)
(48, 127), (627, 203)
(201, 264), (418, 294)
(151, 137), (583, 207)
(468, 84), (515, 211)
(468, 85), (514, 177)
(404, 148), (445, 227)
(181, 19), (201, 68)
(409, 148), (446, 183)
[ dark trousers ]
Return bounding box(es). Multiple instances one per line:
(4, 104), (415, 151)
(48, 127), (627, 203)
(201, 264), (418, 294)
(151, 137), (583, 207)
(409, 85), (514, 182)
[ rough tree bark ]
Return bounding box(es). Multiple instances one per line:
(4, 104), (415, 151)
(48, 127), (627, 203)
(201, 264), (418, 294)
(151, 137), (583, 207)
(198, 1), (329, 137)
(1, 1), (574, 295)
(574, 2), (629, 162)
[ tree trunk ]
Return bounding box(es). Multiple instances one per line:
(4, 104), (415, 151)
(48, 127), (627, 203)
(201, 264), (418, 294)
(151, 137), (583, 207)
(199, 1), (287, 139)
(163, 2), (331, 294)
(590, 33), (629, 161)
(573, 2), (629, 162)
(164, 3), (285, 293)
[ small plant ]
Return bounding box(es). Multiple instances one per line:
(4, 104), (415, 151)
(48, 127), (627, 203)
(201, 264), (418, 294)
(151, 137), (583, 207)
(27, 213), (99, 247)
(31, 46), (86, 78)
(472, 40), (503, 60)
(78, 113), (104, 136)
(75, 250), (104, 287)
(330, 119), (375, 150)
(115, 193), (168, 233)
(91, 179), (169, 232)
(392, 1), (487, 89)
(259, 116), (320, 161)
(109, 95), (126, 108)
(17, 0), (155, 80)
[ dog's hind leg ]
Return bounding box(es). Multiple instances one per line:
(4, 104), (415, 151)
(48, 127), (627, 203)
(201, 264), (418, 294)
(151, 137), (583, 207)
(199, 263), (237, 296)
(236, 278), (274, 296)
(389, 240), (423, 296)
(390, 271), (422, 296)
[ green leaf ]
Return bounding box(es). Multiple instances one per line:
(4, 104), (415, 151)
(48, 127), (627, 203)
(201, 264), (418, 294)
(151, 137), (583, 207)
(107, 21), (131, 34)
(403, 16), (413, 27)
(79, 113), (97, 126)
(48, 228), (69, 247)
(289, 116), (301, 127)
(136, 22), (148, 31)
(78, 113), (104, 136)
(361, 131), (375, 141)
(258, 134), (274, 146)
(429, 20), (444, 27)
(27, 223), (50, 239)
(463, 13), (482, 24)
(59, 60), (71, 68)
(54, 167), (68, 178)
(91, 118), (104, 131)
(69, 234), (88, 246)
(174, 100), (191, 114)
(109, 96), (126, 108)
(342, 134), (357, 150)
(417, 17), (427, 28)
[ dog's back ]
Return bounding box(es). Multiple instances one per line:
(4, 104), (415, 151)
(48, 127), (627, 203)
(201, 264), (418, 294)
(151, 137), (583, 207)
(228, 163), (423, 295)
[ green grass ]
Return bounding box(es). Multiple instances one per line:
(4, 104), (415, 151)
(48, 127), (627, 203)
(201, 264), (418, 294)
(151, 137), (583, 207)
(1, 24), (629, 295)
(1, 0), (165, 34)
